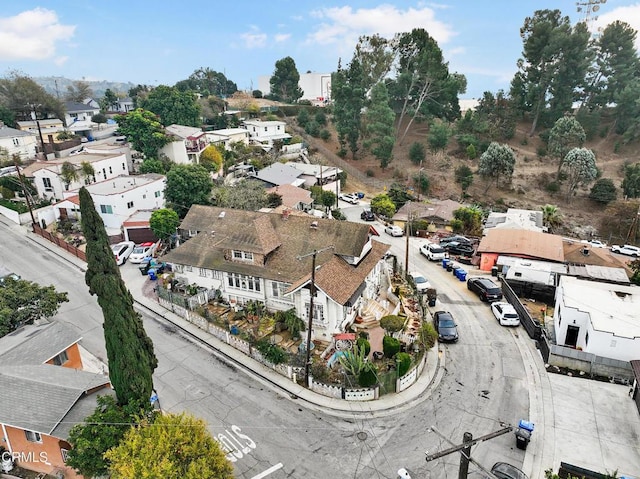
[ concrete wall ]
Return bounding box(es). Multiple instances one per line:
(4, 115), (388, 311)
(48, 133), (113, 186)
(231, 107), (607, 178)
(548, 344), (633, 382)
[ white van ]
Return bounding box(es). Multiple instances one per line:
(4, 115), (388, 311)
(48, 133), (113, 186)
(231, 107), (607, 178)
(419, 242), (446, 261)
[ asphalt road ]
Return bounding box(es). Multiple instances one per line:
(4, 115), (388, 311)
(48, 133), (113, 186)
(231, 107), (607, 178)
(1, 216), (531, 478)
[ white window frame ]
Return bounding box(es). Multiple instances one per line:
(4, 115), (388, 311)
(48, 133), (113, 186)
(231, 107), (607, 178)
(228, 273), (261, 292)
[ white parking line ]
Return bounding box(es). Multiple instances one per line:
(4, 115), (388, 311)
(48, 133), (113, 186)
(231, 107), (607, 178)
(250, 463), (284, 479)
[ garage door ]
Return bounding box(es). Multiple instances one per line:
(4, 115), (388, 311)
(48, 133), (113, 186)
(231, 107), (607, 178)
(126, 227), (157, 244)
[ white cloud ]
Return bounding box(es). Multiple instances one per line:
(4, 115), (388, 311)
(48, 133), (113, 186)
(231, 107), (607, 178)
(306, 4), (455, 48)
(0, 8), (75, 61)
(592, 4), (640, 50)
(240, 26), (267, 49)
(54, 56), (68, 66)
(274, 33), (291, 43)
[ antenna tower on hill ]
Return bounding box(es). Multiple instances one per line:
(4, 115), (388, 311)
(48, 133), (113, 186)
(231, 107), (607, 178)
(576, 0), (606, 29)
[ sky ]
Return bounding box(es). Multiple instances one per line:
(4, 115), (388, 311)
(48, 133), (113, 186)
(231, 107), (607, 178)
(1, 1), (640, 100)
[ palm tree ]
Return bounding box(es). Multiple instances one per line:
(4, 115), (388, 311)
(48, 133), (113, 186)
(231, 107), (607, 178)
(541, 204), (562, 232)
(59, 161), (79, 190)
(80, 161), (95, 185)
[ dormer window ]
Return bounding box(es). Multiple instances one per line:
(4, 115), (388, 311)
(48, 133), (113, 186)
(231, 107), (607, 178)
(232, 250), (253, 261)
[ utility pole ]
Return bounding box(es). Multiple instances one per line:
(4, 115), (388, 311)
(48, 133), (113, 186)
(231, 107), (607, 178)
(13, 155), (37, 230)
(26, 103), (46, 160)
(405, 201), (411, 278)
(625, 204), (640, 244)
(297, 245), (334, 387)
(425, 425), (514, 479)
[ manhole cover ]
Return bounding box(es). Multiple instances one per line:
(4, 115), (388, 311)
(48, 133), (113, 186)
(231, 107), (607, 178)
(357, 431), (368, 441)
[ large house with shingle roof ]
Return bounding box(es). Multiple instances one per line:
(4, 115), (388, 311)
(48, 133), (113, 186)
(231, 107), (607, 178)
(163, 205), (390, 341)
(0, 321), (112, 478)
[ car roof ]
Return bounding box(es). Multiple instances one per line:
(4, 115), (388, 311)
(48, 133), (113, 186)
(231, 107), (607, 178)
(491, 462), (529, 479)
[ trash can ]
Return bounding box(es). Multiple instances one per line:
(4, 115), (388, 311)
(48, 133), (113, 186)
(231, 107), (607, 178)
(139, 259), (152, 275)
(457, 269), (467, 281)
(148, 269), (157, 281)
(515, 427), (531, 450)
(230, 325), (239, 335)
(491, 266), (499, 277)
(428, 298), (436, 307)
(515, 419), (534, 450)
(442, 258), (450, 269)
(451, 264), (460, 275)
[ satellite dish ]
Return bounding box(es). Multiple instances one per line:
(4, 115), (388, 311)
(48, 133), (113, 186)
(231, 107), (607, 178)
(593, 5), (600, 12)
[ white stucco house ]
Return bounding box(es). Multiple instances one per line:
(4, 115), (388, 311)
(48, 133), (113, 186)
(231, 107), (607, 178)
(161, 124), (209, 164)
(24, 152), (130, 202)
(553, 275), (640, 362)
(241, 119), (291, 151)
(162, 205), (390, 342)
(16, 118), (65, 136)
(0, 122), (38, 161)
(206, 128), (250, 150)
(54, 173), (166, 237)
(258, 72), (331, 103)
(64, 101), (100, 126)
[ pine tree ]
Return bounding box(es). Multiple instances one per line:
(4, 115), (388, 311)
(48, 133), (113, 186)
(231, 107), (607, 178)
(79, 187), (157, 406)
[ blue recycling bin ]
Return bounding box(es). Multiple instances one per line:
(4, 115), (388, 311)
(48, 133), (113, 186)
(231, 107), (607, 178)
(515, 419), (534, 450)
(442, 258), (450, 269)
(457, 269), (467, 281)
(148, 269), (157, 281)
(451, 264), (460, 275)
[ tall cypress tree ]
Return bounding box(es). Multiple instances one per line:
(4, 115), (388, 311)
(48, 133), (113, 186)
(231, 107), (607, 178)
(79, 187), (157, 406)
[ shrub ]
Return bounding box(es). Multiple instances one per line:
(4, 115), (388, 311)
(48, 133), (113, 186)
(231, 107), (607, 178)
(319, 129), (330, 141)
(545, 182), (560, 194)
(589, 178), (617, 204)
(537, 146), (547, 157)
(466, 144), (477, 159)
(255, 339), (288, 365)
(396, 352), (412, 377)
(358, 363), (378, 387)
(365, 168), (375, 177)
(356, 337), (371, 356)
(382, 336), (400, 358)
(419, 322), (438, 349)
(379, 315), (405, 333)
(0, 186), (15, 199)
(252, 90), (263, 98)
(409, 142), (426, 165)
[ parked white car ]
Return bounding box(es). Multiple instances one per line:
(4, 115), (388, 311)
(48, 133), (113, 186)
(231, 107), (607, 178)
(490, 302), (520, 327)
(339, 193), (359, 205)
(419, 242), (447, 261)
(128, 241), (159, 263)
(111, 241), (135, 265)
(581, 239), (607, 249)
(408, 272), (431, 293)
(611, 244), (640, 257)
(384, 225), (404, 237)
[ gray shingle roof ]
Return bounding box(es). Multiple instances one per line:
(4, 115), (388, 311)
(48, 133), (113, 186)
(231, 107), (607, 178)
(0, 365), (110, 435)
(255, 163), (303, 187)
(0, 321), (81, 365)
(0, 125), (36, 139)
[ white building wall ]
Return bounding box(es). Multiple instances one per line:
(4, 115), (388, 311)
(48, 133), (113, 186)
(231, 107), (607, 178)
(91, 178), (165, 233)
(0, 134), (37, 161)
(257, 73), (331, 101)
(554, 281), (640, 362)
(160, 141), (190, 165)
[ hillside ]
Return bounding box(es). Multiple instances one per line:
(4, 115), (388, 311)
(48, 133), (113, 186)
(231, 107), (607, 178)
(34, 76), (136, 98)
(300, 114), (635, 240)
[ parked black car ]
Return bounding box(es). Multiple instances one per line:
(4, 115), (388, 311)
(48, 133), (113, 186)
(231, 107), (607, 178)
(439, 235), (472, 246)
(444, 241), (475, 256)
(433, 311), (459, 342)
(360, 210), (375, 221)
(467, 277), (503, 302)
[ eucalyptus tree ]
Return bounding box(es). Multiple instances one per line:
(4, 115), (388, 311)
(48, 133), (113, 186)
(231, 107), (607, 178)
(138, 85), (201, 127)
(363, 82), (395, 168)
(548, 116), (586, 176)
(478, 142), (516, 191)
(269, 56), (303, 103)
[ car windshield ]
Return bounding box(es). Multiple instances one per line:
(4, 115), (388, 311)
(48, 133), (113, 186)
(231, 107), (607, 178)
(132, 246), (146, 254)
(504, 313), (519, 319)
(439, 319), (455, 328)
(430, 246), (445, 253)
(413, 276), (427, 284)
